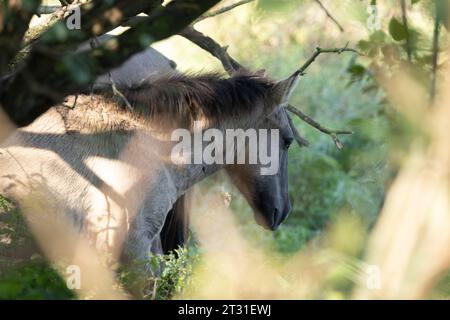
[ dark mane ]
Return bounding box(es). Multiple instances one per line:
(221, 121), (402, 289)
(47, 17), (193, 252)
(115, 72), (275, 125)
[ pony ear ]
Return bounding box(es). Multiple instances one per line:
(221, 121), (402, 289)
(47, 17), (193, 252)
(269, 70), (302, 110)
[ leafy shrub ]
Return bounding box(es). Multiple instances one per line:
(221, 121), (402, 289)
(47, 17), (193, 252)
(118, 247), (198, 300)
(0, 258), (74, 300)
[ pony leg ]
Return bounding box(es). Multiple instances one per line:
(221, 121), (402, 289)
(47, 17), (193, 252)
(160, 193), (190, 254)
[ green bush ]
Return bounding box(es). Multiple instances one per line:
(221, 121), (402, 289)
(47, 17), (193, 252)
(0, 259), (74, 300)
(118, 247), (198, 300)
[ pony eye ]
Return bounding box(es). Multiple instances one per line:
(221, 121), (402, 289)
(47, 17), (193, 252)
(284, 137), (293, 149)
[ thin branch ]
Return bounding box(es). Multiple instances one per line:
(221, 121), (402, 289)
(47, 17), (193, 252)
(180, 29), (358, 149)
(23, 4), (74, 46)
(125, 0), (254, 72)
(196, 0), (255, 22)
(124, 18), (246, 76)
(89, 35), (134, 111)
(286, 111), (309, 147)
(42, 1), (156, 47)
(25, 1), (161, 49)
(284, 44), (358, 149)
(314, 0), (344, 33)
(124, 0), (254, 27)
(179, 27), (246, 75)
(298, 43), (361, 75)
(178, 27), (312, 148)
(110, 74), (133, 111)
(286, 105), (353, 150)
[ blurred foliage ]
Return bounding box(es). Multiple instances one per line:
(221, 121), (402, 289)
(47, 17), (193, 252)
(0, 258), (74, 300)
(0, 196), (34, 247)
(350, 0), (448, 94)
(256, 0), (307, 13)
(0, 195), (12, 213)
(1, 194), (197, 300)
(118, 247), (198, 300)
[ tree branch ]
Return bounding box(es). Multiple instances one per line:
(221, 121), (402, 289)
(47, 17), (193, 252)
(298, 43), (361, 75)
(180, 27), (358, 149)
(0, 0), (220, 127)
(0, 0), (41, 74)
(195, 0), (254, 22)
(314, 0), (344, 33)
(286, 111), (310, 147)
(23, 2), (78, 46)
(38, 0), (158, 48)
(177, 26), (312, 147)
(286, 105), (353, 150)
(284, 44), (358, 149)
(179, 27), (247, 75)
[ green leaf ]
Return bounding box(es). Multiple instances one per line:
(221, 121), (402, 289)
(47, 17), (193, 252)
(347, 65), (367, 82)
(389, 17), (408, 41)
(357, 40), (370, 52)
(370, 30), (387, 43)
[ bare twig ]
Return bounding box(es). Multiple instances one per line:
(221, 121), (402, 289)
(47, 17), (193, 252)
(285, 44), (358, 149)
(314, 0), (345, 32)
(89, 36), (133, 111)
(286, 111), (310, 147)
(181, 28), (358, 149)
(178, 27), (312, 148)
(179, 27), (247, 75)
(110, 74), (133, 111)
(298, 43), (361, 75)
(286, 105), (353, 150)
(196, 0), (255, 22)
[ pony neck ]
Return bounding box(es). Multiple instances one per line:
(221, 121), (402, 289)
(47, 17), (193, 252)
(164, 114), (258, 197)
